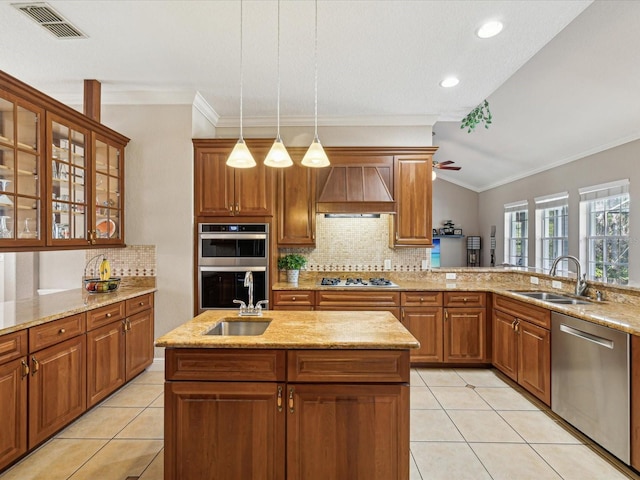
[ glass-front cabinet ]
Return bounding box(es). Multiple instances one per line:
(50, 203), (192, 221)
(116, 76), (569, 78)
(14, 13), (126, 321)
(47, 114), (89, 246)
(92, 134), (123, 244)
(0, 91), (44, 246)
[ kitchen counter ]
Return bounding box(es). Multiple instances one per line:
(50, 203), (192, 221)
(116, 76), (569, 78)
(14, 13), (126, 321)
(273, 277), (640, 336)
(155, 309), (419, 349)
(0, 286), (157, 335)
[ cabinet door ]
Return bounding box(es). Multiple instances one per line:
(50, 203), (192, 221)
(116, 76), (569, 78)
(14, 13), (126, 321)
(47, 113), (90, 246)
(518, 320), (551, 405)
(29, 335), (86, 448)
(165, 381), (285, 480)
(0, 92), (44, 247)
(492, 310), (518, 381)
(277, 159), (315, 246)
(392, 155), (432, 247)
(402, 307), (443, 363)
(87, 320), (126, 407)
(443, 307), (487, 363)
(235, 157), (274, 216)
(125, 309), (154, 380)
(0, 357), (28, 471)
(287, 384), (409, 480)
(91, 133), (124, 245)
(194, 148), (234, 216)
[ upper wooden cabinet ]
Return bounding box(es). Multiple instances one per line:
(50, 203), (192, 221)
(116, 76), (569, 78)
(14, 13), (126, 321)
(277, 152), (316, 246)
(193, 139), (274, 218)
(0, 70), (129, 250)
(391, 152), (437, 247)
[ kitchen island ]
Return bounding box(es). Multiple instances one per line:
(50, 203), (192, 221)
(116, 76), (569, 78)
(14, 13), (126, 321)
(155, 309), (419, 480)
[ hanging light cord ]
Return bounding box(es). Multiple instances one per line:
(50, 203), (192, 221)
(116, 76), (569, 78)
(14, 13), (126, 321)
(276, 0), (281, 139)
(313, 0), (319, 137)
(239, 0), (244, 140)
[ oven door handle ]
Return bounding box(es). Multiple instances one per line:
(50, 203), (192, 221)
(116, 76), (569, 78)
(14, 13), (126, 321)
(199, 233), (267, 241)
(199, 266), (267, 272)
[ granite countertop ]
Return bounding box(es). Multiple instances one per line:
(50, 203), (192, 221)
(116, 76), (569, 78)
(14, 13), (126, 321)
(0, 286), (157, 335)
(273, 279), (640, 336)
(155, 309), (420, 350)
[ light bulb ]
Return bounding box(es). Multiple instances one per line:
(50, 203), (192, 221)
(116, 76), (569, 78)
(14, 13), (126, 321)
(264, 136), (293, 167)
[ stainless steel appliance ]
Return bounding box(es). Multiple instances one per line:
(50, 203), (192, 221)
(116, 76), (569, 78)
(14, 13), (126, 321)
(197, 223), (269, 312)
(551, 312), (630, 463)
(318, 277), (398, 287)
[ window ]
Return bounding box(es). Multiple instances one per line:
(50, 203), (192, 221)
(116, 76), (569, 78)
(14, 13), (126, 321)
(504, 201), (528, 267)
(579, 180), (630, 285)
(535, 192), (569, 274)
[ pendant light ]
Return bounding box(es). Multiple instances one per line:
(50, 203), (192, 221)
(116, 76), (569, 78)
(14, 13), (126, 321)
(301, 0), (330, 168)
(226, 0), (256, 169)
(264, 0), (293, 168)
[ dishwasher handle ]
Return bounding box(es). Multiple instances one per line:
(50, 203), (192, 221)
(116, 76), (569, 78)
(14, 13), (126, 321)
(559, 323), (614, 349)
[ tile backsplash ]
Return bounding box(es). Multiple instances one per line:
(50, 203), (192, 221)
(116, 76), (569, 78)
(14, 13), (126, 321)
(84, 245), (156, 277)
(279, 214), (430, 272)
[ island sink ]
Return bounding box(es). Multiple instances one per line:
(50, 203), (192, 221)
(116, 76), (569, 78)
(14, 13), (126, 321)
(205, 318), (271, 336)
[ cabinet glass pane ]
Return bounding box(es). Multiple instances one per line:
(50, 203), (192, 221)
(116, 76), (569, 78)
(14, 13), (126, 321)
(17, 198), (39, 239)
(70, 130), (85, 166)
(16, 106), (38, 151)
(108, 143), (119, 176)
(94, 137), (122, 242)
(17, 151), (38, 196)
(0, 145), (15, 186)
(0, 97), (14, 145)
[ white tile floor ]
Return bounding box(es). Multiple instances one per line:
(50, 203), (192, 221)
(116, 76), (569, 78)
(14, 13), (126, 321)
(1, 368), (637, 479)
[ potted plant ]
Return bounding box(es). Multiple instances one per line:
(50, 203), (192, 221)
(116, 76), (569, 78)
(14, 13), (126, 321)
(277, 253), (307, 284)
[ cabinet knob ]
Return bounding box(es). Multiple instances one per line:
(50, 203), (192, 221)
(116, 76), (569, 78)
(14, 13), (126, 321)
(106, 313), (112, 318)
(463, 297), (468, 303)
(420, 297), (424, 302)
(292, 296), (296, 301)
(59, 328), (66, 334)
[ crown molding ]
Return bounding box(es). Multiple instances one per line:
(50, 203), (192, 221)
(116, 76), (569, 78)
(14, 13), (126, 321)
(193, 92), (220, 126)
(216, 114), (439, 128)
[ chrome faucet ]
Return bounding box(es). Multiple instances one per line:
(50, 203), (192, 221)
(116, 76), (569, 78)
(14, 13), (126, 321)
(232, 272), (269, 316)
(549, 255), (588, 297)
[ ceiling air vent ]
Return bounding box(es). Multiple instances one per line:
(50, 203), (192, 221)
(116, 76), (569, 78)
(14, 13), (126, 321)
(12, 2), (87, 39)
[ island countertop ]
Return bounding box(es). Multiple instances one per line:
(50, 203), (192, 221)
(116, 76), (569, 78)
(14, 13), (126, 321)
(155, 309), (419, 350)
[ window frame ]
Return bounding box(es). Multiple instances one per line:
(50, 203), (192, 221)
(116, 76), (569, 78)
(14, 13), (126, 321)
(535, 192), (569, 275)
(504, 201), (529, 267)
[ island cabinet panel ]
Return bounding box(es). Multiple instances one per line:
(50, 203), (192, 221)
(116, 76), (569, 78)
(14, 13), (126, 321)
(0, 357), (28, 471)
(492, 295), (551, 405)
(28, 335), (86, 448)
(401, 307), (443, 363)
(287, 383), (409, 480)
(287, 350), (410, 383)
(165, 381), (285, 480)
(166, 349), (286, 382)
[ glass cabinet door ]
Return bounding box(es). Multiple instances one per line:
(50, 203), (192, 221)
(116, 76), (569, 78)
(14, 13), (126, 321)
(92, 135), (123, 244)
(0, 92), (43, 244)
(48, 115), (89, 245)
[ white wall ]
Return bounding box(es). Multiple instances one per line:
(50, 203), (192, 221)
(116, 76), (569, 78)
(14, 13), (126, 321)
(101, 105), (194, 358)
(478, 138), (640, 283)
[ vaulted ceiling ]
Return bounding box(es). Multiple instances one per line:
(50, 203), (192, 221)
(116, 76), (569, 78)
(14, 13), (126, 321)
(2, 0), (638, 191)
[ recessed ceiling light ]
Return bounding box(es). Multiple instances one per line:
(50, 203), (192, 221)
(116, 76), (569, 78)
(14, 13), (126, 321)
(477, 20), (503, 39)
(440, 77), (459, 88)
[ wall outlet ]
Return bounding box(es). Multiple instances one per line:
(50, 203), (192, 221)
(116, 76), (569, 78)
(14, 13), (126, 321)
(383, 259), (391, 271)
(530, 276), (539, 285)
(421, 259), (429, 270)
(552, 280), (563, 289)
(446, 272), (456, 280)
(446, 283), (457, 289)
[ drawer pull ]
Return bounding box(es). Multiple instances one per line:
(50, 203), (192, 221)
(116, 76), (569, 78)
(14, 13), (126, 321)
(59, 328), (66, 334)
(106, 313), (112, 318)
(277, 386), (283, 412)
(31, 356), (39, 375)
(288, 387), (295, 413)
(21, 360), (30, 377)
(139, 301), (145, 306)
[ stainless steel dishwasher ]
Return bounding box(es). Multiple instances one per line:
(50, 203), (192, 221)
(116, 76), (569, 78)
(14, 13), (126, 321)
(551, 312), (630, 464)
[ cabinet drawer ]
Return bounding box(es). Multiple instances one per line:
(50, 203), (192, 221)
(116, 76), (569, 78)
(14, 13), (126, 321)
(493, 295), (550, 329)
(273, 290), (315, 306)
(87, 301), (125, 331)
(444, 292), (486, 308)
(0, 330), (28, 364)
(166, 349), (286, 382)
(316, 291), (400, 307)
(401, 291), (442, 306)
(29, 314), (86, 352)
(126, 293), (154, 316)
(287, 350), (409, 383)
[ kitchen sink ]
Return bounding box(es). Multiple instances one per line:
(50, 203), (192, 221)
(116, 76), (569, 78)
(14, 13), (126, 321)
(509, 291), (591, 305)
(205, 318), (271, 336)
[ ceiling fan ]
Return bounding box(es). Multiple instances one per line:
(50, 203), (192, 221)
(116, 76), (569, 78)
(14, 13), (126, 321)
(432, 160), (461, 180)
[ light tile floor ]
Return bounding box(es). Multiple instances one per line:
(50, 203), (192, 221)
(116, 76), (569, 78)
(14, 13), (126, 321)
(1, 368), (637, 479)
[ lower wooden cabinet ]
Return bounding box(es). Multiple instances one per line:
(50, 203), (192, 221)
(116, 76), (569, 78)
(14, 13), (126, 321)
(492, 295), (551, 405)
(28, 335), (86, 448)
(165, 348), (410, 480)
(0, 356), (28, 471)
(125, 309), (154, 380)
(443, 306), (487, 363)
(401, 307), (443, 363)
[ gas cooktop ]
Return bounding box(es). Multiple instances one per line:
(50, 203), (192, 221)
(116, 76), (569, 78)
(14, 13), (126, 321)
(318, 277), (398, 287)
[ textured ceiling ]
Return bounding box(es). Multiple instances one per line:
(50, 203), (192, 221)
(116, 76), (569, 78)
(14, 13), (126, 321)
(4, 1), (636, 191)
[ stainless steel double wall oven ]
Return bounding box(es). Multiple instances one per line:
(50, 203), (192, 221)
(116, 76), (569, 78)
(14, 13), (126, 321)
(197, 223), (268, 312)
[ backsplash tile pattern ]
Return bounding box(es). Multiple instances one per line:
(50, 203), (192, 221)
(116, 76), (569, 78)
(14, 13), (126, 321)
(280, 214), (430, 272)
(84, 245), (156, 277)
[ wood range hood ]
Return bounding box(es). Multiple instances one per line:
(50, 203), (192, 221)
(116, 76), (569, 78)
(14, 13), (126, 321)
(316, 150), (395, 214)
